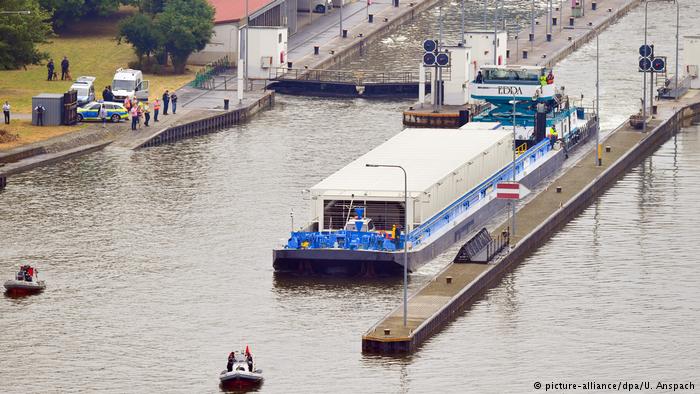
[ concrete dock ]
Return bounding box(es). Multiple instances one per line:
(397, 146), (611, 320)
(363, 90), (700, 354)
(508, 0), (642, 67)
(0, 84), (274, 189)
(289, 0), (443, 71)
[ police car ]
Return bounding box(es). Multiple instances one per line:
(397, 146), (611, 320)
(77, 101), (129, 122)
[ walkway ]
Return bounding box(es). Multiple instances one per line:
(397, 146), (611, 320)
(511, 0), (641, 67)
(364, 89), (700, 352)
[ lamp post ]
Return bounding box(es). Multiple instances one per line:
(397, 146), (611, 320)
(245, 0), (249, 90)
(509, 97), (519, 244)
(0, 10), (30, 14)
(340, 0), (343, 37)
(642, 0), (680, 130)
(366, 163), (408, 328)
(565, 25), (601, 166)
(461, 0), (465, 45)
(674, 1), (680, 99)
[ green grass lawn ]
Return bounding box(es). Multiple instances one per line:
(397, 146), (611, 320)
(0, 120), (86, 150)
(0, 8), (195, 114)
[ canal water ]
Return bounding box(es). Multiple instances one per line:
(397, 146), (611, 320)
(1, 3), (699, 393)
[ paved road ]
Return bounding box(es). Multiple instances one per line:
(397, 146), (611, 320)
(288, 1), (395, 63)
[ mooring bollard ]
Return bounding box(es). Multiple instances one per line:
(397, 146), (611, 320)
(569, 17), (575, 26)
(224, 99), (229, 110)
(384, 329), (391, 335)
(547, 33), (552, 42)
(523, 50), (528, 59)
(529, 33), (534, 42)
(342, 29), (348, 38)
(368, 14), (374, 23)
(592, 2), (597, 10)
(506, 49), (510, 59)
(314, 46), (320, 55)
(446, 276), (453, 284)
(605, 146), (611, 153)
(287, 61), (293, 69)
(553, 17), (557, 25)
(556, 186), (562, 193)
(393, 0), (399, 6)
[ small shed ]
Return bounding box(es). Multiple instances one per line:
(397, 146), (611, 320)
(32, 93), (64, 126)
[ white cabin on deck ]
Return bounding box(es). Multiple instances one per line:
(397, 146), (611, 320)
(470, 65), (555, 102)
(308, 128), (513, 233)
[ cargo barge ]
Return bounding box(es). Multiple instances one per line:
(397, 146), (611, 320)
(273, 65), (598, 276)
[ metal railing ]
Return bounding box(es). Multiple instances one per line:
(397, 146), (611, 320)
(269, 67), (439, 85)
(191, 56), (231, 89)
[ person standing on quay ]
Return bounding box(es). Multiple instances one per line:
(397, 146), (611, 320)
(61, 56), (70, 80)
(130, 105), (138, 131)
(170, 92), (178, 114)
(99, 104), (107, 128)
(143, 101), (151, 127)
(153, 98), (160, 122)
(162, 90), (170, 115)
(3, 101), (10, 124)
(47, 59), (54, 81)
(35, 105), (45, 126)
(137, 100), (144, 129)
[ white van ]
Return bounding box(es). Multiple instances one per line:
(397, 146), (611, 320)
(70, 76), (96, 105)
(111, 68), (150, 102)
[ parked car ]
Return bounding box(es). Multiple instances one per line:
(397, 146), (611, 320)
(111, 68), (149, 102)
(77, 101), (128, 122)
(313, 0), (332, 13)
(69, 76), (96, 106)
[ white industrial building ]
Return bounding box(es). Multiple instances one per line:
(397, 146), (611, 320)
(426, 31), (508, 106)
(684, 35), (700, 89)
(309, 128), (513, 231)
(189, 0), (296, 68)
(464, 30), (508, 71)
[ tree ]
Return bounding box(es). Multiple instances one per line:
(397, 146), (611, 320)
(0, 0), (54, 70)
(139, 0), (164, 15)
(39, 0), (126, 29)
(156, 0), (214, 73)
(117, 13), (161, 63)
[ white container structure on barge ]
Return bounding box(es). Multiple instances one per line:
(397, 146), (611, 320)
(309, 128), (513, 234)
(272, 126), (560, 276)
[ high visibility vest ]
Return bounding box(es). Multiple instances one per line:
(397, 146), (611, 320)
(550, 128), (558, 137)
(124, 99), (131, 110)
(539, 76), (547, 86)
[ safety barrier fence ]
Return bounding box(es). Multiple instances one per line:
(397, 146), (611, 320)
(191, 56), (231, 89)
(269, 67), (443, 85)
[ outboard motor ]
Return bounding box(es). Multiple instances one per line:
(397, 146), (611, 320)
(534, 102), (548, 142)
